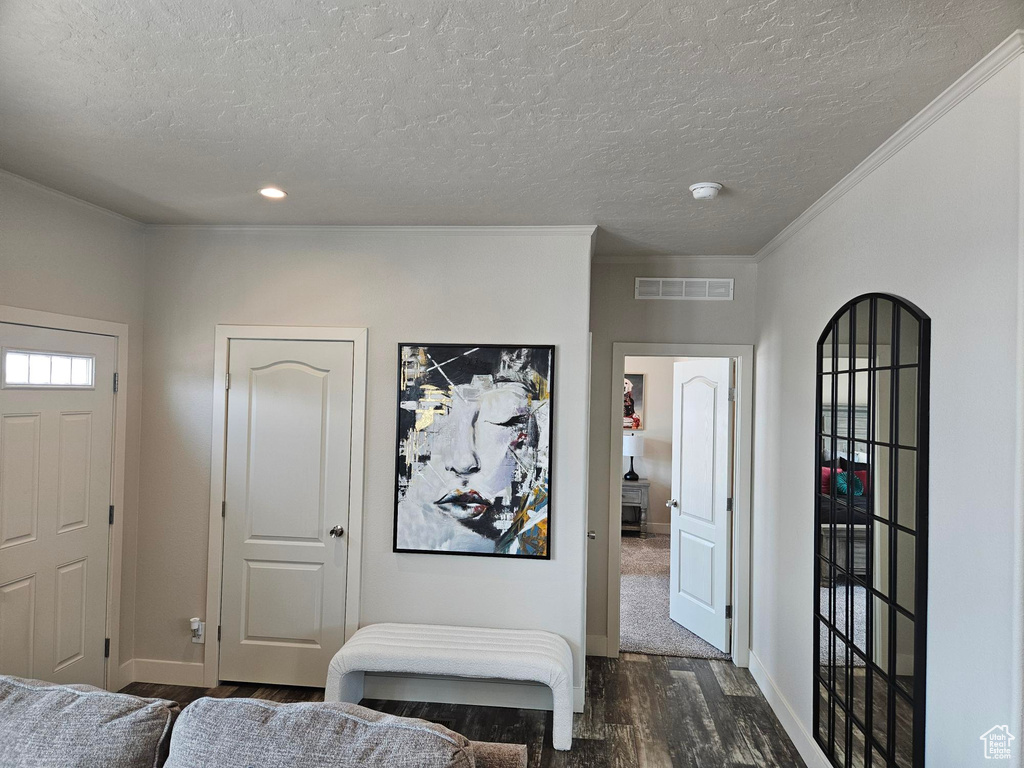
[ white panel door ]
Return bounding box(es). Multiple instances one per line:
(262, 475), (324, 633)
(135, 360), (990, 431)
(0, 323), (115, 687)
(220, 339), (354, 687)
(669, 359), (732, 653)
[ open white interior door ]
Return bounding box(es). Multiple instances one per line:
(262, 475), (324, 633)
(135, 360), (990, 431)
(669, 358), (733, 653)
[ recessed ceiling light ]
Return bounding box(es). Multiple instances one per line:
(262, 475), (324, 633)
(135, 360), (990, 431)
(259, 186), (287, 199)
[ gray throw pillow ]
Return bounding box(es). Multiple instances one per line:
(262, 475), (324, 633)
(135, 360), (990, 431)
(166, 697), (475, 768)
(0, 675), (179, 768)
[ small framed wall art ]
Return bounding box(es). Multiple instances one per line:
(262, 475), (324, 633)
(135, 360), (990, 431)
(623, 373), (645, 431)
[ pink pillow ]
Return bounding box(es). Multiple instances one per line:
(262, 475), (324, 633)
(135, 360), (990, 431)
(820, 467), (832, 494)
(854, 469), (869, 493)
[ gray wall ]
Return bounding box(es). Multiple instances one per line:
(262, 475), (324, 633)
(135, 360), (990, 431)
(136, 227), (594, 699)
(0, 172), (146, 663)
(621, 355), (688, 532)
(586, 259), (757, 647)
(752, 57), (1022, 765)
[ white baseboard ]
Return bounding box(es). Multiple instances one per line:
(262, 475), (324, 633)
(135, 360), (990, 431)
(748, 650), (830, 768)
(121, 659), (586, 711)
(586, 634), (608, 656)
(131, 659), (206, 688)
(114, 659), (135, 690)
(363, 674), (585, 713)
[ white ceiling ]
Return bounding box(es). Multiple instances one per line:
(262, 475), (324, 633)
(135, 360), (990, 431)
(1, 1), (1021, 259)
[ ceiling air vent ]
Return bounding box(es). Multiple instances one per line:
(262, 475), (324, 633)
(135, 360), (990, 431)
(634, 277), (734, 301)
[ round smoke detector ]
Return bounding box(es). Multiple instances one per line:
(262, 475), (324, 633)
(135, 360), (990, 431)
(689, 182), (723, 200)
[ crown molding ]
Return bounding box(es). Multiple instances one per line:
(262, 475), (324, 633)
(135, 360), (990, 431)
(0, 169), (144, 228)
(0, 172), (596, 238)
(592, 253), (757, 265)
(754, 29), (1024, 264)
(143, 224), (597, 237)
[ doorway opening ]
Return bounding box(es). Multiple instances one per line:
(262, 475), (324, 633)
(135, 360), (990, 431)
(607, 343), (752, 668)
(620, 355), (732, 659)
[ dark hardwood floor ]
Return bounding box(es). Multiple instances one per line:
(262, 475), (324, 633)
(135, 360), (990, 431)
(122, 653), (805, 768)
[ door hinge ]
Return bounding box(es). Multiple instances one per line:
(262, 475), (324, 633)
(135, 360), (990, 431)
(728, 387), (736, 402)
(725, 605), (732, 620)
(225, 373), (231, 390)
(104, 638), (110, 658)
(109, 505), (114, 525)
(113, 372), (119, 393)
(726, 497), (733, 512)
(221, 501), (226, 518)
(217, 625), (222, 642)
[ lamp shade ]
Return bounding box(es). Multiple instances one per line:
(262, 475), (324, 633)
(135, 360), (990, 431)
(622, 433), (645, 458)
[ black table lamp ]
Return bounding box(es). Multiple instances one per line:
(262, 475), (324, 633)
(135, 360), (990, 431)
(622, 433), (644, 481)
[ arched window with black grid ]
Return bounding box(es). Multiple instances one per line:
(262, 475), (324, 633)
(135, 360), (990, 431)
(814, 293), (930, 768)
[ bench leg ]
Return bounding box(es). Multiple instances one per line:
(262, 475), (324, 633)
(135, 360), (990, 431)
(551, 685), (573, 751)
(325, 668), (365, 704)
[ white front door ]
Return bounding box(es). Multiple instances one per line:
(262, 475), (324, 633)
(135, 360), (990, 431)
(220, 339), (354, 687)
(0, 323), (116, 687)
(669, 358), (733, 653)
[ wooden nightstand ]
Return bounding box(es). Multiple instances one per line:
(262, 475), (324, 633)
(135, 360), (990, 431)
(621, 479), (650, 538)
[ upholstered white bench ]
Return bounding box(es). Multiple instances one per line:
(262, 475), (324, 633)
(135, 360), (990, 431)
(325, 623), (574, 750)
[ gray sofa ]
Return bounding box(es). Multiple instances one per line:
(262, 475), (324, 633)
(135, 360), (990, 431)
(0, 675), (528, 768)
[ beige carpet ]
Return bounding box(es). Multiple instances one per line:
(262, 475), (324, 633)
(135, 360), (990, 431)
(818, 584), (867, 667)
(619, 534), (729, 659)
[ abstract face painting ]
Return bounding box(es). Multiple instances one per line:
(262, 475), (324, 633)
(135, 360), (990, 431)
(394, 344), (554, 558)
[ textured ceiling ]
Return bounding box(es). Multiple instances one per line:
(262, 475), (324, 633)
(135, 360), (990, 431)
(1, 1), (1022, 258)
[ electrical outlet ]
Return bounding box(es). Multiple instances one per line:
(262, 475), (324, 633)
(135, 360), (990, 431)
(190, 618), (205, 644)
